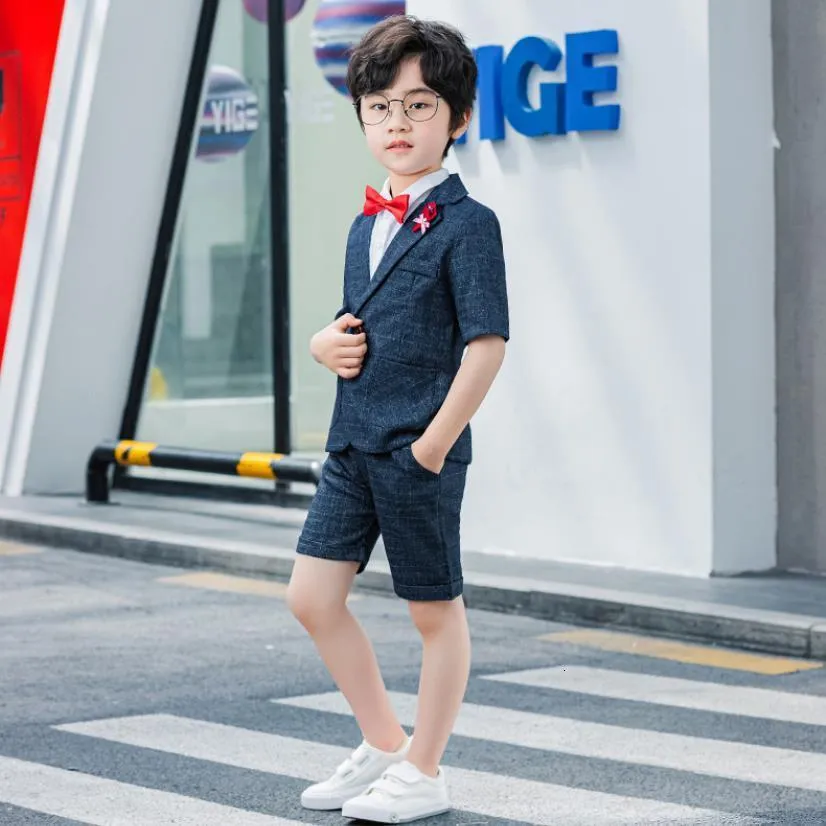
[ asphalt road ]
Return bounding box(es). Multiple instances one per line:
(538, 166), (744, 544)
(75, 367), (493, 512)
(2, 543), (826, 825)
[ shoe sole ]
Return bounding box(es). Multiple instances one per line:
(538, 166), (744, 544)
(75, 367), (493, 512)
(301, 788), (367, 811)
(300, 798), (344, 811)
(341, 801), (451, 823)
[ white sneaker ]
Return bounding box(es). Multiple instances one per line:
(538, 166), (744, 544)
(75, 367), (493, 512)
(341, 760), (450, 823)
(300, 736), (411, 810)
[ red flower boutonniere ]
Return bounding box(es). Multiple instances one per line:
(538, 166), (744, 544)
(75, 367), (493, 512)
(412, 201), (438, 234)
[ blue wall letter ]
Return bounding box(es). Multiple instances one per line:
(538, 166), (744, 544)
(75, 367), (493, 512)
(501, 36), (565, 137)
(475, 45), (505, 141)
(565, 29), (621, 132)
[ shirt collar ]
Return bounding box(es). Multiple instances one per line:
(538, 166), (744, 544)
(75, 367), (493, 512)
(380, 168), (451, 209)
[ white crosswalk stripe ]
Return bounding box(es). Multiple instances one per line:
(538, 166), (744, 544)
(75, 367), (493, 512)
(57, 713), (750, 825)
(481, 665), (826, 726)
(0, 755), (301, 825)
(3, 664), (824, 824)
(276, 689), (826, 793)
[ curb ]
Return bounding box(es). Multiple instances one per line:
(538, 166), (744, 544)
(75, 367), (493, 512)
(812, 625), (826, 660)
(1, 512), (824, 662)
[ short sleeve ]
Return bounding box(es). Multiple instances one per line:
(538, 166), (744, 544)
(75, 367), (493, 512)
(447, 206), (510, 344)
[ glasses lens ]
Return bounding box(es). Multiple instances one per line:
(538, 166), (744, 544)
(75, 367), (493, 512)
(359, 94), (389, 125)
(404, 90), (439, 122)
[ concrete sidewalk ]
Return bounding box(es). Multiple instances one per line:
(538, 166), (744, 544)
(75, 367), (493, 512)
(1, 490), (825, 661)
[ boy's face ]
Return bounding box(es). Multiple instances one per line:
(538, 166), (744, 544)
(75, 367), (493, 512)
(359, 56), (468, 194)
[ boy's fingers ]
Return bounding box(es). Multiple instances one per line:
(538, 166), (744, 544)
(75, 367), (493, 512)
(338, 367), (361, 379)
(338, 357), (364, 368)
(335, 314), (362, 330)
(335, 331), (365, 345)
(336, 348), (365, 363)
(338, 342), (366, 356)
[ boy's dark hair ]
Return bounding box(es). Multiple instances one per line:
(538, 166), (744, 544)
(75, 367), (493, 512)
(346, 16), (477, 157)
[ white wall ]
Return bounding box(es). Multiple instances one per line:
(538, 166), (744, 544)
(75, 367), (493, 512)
(410, 0), (775, 575)
(0, 0), (203, 494)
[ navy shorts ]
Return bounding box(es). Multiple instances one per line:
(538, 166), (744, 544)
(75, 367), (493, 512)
(296, 445), (467, 601)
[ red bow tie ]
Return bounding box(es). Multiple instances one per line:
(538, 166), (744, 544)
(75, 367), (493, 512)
(363, 186), (410, 224)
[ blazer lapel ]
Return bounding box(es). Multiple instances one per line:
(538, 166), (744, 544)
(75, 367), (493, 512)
(352, 174), (467, 317)
(352, 211), (442, 315)
(346, 213), (374, 306)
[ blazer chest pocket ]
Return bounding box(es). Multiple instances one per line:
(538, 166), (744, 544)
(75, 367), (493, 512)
(398, 255), (440, 280)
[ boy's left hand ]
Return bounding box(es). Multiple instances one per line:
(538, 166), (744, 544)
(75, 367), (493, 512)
(411, 438), (446, 475)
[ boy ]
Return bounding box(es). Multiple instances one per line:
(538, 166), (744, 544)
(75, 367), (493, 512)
(286, 14), (509, 824)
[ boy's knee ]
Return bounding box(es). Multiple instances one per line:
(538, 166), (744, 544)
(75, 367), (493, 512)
(285, 581), (317, 628)
(408, 597), (463, 637)
(286, 581), (341, 632)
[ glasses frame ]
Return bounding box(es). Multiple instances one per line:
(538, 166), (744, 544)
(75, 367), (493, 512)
(354, 90), (443, 126)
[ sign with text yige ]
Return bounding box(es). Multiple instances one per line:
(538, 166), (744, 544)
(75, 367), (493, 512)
(457, 30), (621, 145)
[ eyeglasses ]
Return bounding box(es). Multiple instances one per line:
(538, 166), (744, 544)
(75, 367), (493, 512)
(355, 89), (442, 126)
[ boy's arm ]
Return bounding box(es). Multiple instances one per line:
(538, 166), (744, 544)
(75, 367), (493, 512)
(413, 206), (510, 473)
(413, 335), (506, 472)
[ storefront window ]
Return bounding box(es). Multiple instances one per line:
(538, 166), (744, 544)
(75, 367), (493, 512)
(134, 0), (408, 459)
(136, 0), (274, 452)
(285, 0), (402, 453)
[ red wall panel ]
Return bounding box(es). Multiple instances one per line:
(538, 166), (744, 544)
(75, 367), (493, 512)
(0, 2), (66, 365)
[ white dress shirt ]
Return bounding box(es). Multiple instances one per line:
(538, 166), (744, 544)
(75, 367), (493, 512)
(369, 167), (450, 278)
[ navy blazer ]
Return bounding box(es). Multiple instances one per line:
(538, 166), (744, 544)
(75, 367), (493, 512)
(325, 173), (509, 464)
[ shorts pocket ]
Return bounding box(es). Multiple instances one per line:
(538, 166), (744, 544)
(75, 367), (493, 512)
(393, 443), (440, 478)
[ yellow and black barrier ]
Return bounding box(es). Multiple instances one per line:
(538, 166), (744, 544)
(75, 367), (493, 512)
(86, 439), (323, 503)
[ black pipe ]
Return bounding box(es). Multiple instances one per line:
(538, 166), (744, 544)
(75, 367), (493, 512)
(118, 0), (221, 443)
(86, 440), (321, 503)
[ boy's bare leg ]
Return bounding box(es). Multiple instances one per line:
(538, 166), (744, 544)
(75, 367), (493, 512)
(406, 596), (471, 777)
(286, 555), (408, 752)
